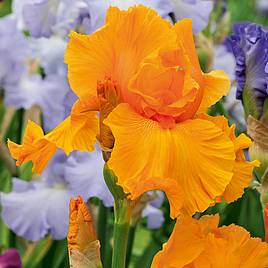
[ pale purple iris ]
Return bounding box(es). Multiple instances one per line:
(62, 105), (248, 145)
(3, 36), (71, 132)
(0, 15), (29, 88)
(12, 0), (90, 38)
(228, 23), (268, 116)
(142, 191), (164, 229)
(0, 249), (22, 268)
(256, 0), (268, 14)
(0, 150), (113, 241)
(0, 149), (164, 240)
(171, 0), (213, 33)
(13, 0), (174, 38)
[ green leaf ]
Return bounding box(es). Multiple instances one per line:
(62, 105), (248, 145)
(22, 237), (53, 268)
(220, 188), (265, 239)
(44, 240), (68, 268)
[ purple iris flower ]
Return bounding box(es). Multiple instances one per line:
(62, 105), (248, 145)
(12, 0), (89, 38)
(227, 23), (268, 117)
(256, 0), (268, 14)
(0, 15), (29, 88)
(0, 150), (113, 241)
(142, 191), (165, 229)
(3, 35), (71, 132)
(13, 0), (174, 38)
(0, 249), (22, 268)
(171, 0), (213, 33)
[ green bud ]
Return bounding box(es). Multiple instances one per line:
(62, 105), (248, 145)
(248, 116), (268, 178)
(243, 86), (262, 120)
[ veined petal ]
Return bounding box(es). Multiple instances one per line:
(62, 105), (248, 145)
(8, 121), (57, 174)
(105, 103), (235, 217)
(174, 19), (203, 85)
(194, 224), (268, 267)
(198, 70), (231, 113)
(8, 101), (98, 173)
(46, 100), (98, 155)
(200, 114), (259, 203)
(152, 215), (207, 268)
(152, 215), (268, 268)
(65, 5), (176, 101)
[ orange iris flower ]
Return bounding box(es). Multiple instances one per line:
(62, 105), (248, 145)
(8, 5), (257, 217)
(152, 214), (268, 268)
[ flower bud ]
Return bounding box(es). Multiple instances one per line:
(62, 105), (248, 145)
(68, 196), (101, 268)
(247, 115), (268, 178)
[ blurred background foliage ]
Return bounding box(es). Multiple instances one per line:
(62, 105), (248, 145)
(0, 0), (267, 267)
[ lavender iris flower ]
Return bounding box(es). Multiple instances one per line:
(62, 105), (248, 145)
(0, 150), (113, 241)
(13, 0), (174, 38)
(3, 35), (71, 131)
(0, 149), (163, 240)
(256, 0), (268, 14)
(228, 23), (268, 118)
(12, 0), (89, 38)
(171, 0), (213, 33)
(142, 191), (165, 229)
(0, 15), (29, 89)
(0, 249), (22, 268)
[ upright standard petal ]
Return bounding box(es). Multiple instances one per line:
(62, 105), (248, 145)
(197, 70), (231, 113)
(105, 103), (235, 217)
(65, 5), (176, 100)
(152, 215), (268, 268)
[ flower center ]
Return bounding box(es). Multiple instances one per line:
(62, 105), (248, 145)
(97, 77), (119, 157)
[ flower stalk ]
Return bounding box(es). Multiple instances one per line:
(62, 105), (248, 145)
(112, 198), (133, 268)
(103, 164), (136, 268)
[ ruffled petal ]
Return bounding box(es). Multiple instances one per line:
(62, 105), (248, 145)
(46, 101), (98, 155)
(198, 70), (231, 113)
(0, 179), (70, 241)
(65, 150), (114, 207)
(195, 224), (268, 267)
(199, 114), (259, 203)
(8, 121), (57, 173)
(174, 19), (203, 85)
(65, 5), (176, 101)
(105, 103), (235, 217)
(8, 100), (98, 173)
(152, 215), (268, 268)
(151, 215), (211, 268)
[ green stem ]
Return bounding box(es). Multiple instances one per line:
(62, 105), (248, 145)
(126, 224), (137, 267)
(97, 202), (108, 267)
(103, 164), (135, 268)
(112, 199), (133, 268)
